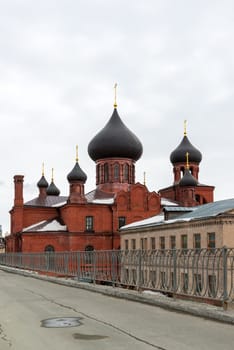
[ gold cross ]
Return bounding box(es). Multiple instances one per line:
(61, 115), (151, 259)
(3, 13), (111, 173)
(184, 120), (187, 136)
(114, 83), (117, 108)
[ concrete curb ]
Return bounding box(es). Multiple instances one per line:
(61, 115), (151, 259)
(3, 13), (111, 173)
(1, 266), (234, 325)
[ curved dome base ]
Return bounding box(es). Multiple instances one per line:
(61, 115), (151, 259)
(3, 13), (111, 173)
(95, 157), (135, 194)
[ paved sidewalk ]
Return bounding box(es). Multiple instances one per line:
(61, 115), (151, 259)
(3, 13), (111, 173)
(1, 266), (234, 325)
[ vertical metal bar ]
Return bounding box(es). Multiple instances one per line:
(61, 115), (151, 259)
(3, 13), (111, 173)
(77, 252), (80, 280)
(92, 251), (96, 284)
(173, 249), (177, 292)
(137, 250), (142, 291)
(64, 252), (68, 276)
(111, 251), (116, 286)
(223, 246), (228, 302)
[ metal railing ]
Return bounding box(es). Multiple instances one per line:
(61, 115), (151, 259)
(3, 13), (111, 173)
(0, 248), (233, 302)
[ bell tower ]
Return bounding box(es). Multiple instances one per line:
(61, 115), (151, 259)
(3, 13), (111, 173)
(159, 121), (214, 206)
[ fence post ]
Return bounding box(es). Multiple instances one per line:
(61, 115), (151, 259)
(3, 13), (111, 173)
(137, 250), (142, 291)
(92, 251), (96, 284)
(77, 252), (80, 280)
(64, 253), (69, 276)
(222, 246), (228, 302)
(173, 249), (177, 293)
(111, 251), (116, 286)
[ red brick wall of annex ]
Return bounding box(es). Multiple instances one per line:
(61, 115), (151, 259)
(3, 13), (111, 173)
(11, 207), (59, 234)
(8, 179), (161, 253)
(61, 204), (113, 233)
(21, 232), (117, 252)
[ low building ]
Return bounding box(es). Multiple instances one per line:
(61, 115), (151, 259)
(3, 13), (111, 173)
(120, 199), (234, 299)
(120, 198), (234, 250)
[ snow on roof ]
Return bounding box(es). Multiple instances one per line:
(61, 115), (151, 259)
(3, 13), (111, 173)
(121, 214), (165, 230)
(85, 189), (115, 204)
(23, 220), (47, 232)
(91, 198), (114, 204)
(23, 219), (67, 232)
(52, 201), (67, 207)
(37, 220), (67, 231)
(161, 198), (178, 206)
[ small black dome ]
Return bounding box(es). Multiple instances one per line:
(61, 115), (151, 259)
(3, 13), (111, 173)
(46, 181), (60, 196)
(88, 108), (143, 161)
(67, 162), (87, 182)
(37, 175), (48, 188)
(179, 169), (198, 187)
(170, 135), (202, 164)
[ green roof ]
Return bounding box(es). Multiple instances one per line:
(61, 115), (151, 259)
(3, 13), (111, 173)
(122, 198), (234, 231)
(178, 198), (234, 221)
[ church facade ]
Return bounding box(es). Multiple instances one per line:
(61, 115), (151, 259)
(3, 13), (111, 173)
(6, 106), (161, 252)
(6, 106), (214, 253)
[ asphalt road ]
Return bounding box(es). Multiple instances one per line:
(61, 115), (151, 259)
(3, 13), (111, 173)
(0, 270), (233, 350)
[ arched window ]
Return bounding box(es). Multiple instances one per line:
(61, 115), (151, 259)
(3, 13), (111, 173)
(104, 163), (109, 182)
(97, 164), (100, 183)
(45, 245), (55, 252)
(124, 164), (129, 181)
(85, 245), (94, 251)
(132, 164), (135, 183)
(114, 163), (120, 180)
(180, 167), (185, 178)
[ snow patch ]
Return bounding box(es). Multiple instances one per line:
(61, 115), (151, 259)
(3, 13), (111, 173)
(37, 220), (67, 231)
(122, 214), (164, 229)
(91, 198), (114, 204)
(142, 290), (167, 297)
(52, 201), (67, 207)
(23, 221), (47, 232)
(23, 220), (67, 232)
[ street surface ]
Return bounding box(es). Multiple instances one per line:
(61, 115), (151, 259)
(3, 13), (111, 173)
(0, 269), (233, 350)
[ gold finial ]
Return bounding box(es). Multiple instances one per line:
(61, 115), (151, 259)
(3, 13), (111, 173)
(184, 120), (187, 136)
(51, 168), (54, 182)
(42, 162), (45, 176)
(114, 83), (117, 108)
(143, 171), (146, 186)
(76, 145), (79, 162)
(186, 152), (189, 169)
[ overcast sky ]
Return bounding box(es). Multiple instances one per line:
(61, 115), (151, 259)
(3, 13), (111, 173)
(1, 0), (234, 233)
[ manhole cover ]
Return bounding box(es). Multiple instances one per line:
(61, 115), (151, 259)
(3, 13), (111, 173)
(41, 317), (82, 328)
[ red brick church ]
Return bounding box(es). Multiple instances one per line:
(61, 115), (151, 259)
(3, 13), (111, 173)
(6, 105), (214, 253)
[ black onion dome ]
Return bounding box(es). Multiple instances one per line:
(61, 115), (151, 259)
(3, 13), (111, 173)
(170, 136), (202, 164)
(46, 181), (60, 196)
(179, 169), (198, 187)
(88, 108), (143, 161)
(37, 175), (48, 188)
(67, 162), (87, 182)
